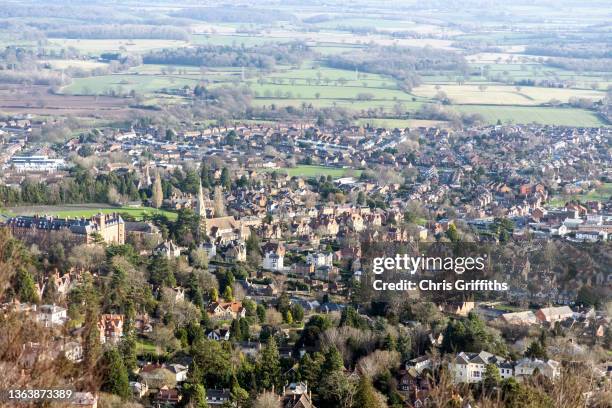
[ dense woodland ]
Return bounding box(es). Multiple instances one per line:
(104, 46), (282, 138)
(144, 42), (312, 69)
(170, 6), (297, 24)
(326, 46), (469, 90)
(46, 25), (190, 41)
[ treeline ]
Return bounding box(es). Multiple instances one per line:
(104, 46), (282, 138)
(545, 57), (612, 73)
(325, 45), (468, 90)
(0, 167), (141, 206)
(416, 103), (485, 126)
(525, 45), (612, 59)
(46, 25), (189, 41)
(143, 42), (311, 69)
(171, 6), (296, 24)
(0, 5), (138, 24)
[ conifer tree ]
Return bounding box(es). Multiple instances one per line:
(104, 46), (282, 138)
(152, 173), (163, 209)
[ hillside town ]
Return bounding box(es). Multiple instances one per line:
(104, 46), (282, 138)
(0, 116), (610, 408)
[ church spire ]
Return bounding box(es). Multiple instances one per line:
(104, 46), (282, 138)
(196, 181), (207, 241)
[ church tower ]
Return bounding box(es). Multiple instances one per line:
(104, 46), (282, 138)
(196, 181), (208, 240)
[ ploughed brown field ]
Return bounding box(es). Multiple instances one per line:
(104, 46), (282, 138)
(0, 85), (141, 118)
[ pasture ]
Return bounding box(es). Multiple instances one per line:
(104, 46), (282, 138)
(456, 105), (605, 127)
(356, 118), (450, 129)
(412, 84), (605, 105)
(47, 38), (189, 54)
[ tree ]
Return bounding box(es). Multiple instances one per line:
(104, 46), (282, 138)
(501, 377), (553, 408)
(576, 286), (600, 308)
(340, 306), (368, 329)
(252, 391), (280, 408)
(257, 337), (281, 391)
(483, 363), (502, 390)
(230, 374), (249, 406)
(223, 285), (234, 301)
(524, 340), (547, 360)
(213, 186), (226, 217)
(42, 276), (58, 304)
(441, 313), (506, 355)
(353, 375), (381, 408)
(15, 269), (38, 303)
(323, 345), (344, 372)
(357, 191), (366, 206)
(239, 317), (250, 340)
(149, 255), (176, 287)
(290, 303), (304, 322)
(185, 383), (208, 408)
(257, 304), (266, 323)
(230, 318), (242, 340)
(319, 370), (357, 408)
(220, 167), (231, 190)
(446, 224), (460, 242)
(210, 287), (219, 302)
(120, 321), (138, 373)
(191, 339), (233, 388)
(101, 348), (130, 399)
(190, 247), (209, 269)
(298, 352), (323, 386)
(152, 173), (163, 209)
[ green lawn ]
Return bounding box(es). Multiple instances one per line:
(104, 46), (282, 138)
(135, 338), (161, 356)
(266, 165), (362, 179)
(550, 183), (612, 206)
(2, 205), (177, 221)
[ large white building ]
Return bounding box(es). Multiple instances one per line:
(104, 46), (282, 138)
(36, 304), (68, 327)
(450, 351), (514, 384)
(514, 358), (560, 379)
(306, 252), (333, 268)
(262, 242), (285, 271)
(8, 155), (66, 172)
(449, 351), (560, 384)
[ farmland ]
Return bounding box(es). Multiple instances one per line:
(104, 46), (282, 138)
(455, 105), (605, 127)
(0, 1), (609, 128)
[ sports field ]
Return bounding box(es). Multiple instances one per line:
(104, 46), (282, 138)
(1, 205), (177, 221)
(264, 165), (362, 179)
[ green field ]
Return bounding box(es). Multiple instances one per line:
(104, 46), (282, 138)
(135, 338), (161, 356)
(456, 105), (605, 127)
(1, 205), (177, 221)
(265, 165), (362, 179)
(35, 14), (611, 128)
(356, 118), (449, 128)
(48, 38), (189, 54)
(549, 183), (612, 206)
(63, 73), (200, 95)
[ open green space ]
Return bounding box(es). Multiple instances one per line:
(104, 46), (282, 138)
(356, 118), (449, 129)
(135, 338), (162, 356)
(549, 183), (612, 206)
(455, 105), (606, 127)
(63, 74), (200, 95)
(1, 205), (178, 221)
(264, 165), (362, 179)
(47, 38), (189, 54)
